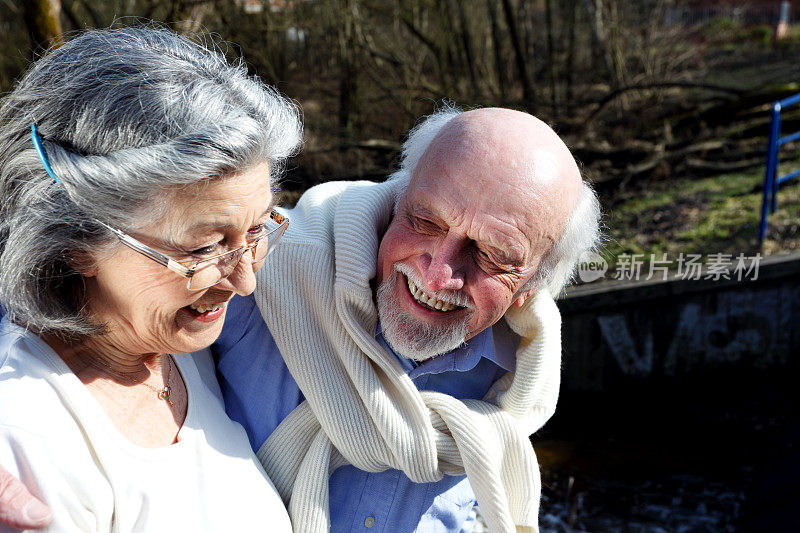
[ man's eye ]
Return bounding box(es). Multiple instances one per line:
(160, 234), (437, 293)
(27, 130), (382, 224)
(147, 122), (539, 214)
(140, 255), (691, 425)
(412, 217), (440, 233)
(475, 249), (494, 268)
(474, 248), (511, 273)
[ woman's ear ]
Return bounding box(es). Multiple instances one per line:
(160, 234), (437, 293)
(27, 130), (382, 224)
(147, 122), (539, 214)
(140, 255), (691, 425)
(68, 252), (99, 278)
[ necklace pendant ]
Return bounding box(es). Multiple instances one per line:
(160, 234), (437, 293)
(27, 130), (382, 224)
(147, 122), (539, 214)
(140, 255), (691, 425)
(158, 386), (174, 406)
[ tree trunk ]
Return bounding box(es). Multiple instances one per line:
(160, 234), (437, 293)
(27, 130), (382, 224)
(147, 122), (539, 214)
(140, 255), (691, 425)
(486, 0), (507, 103)
(338, 0), (358, 140)
(22, 0), (63, 51)
(582, 0), (615, 82)
(438, 1), (464, 94)
(545, 0), (558, 117)
(169, 0), (213, 35)
(501, 0), (535, 112)
(450, 0), (480, 99)
(565, 0), (577, 101)
(606, 0), (627, 106)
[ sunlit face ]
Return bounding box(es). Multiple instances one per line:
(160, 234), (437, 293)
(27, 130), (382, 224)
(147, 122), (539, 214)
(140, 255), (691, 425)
(375, 143), (560, 360)
(83, 162), (274, 356)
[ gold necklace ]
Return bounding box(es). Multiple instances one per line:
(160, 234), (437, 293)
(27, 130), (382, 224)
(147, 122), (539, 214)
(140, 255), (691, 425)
(92, 355), (174, 406)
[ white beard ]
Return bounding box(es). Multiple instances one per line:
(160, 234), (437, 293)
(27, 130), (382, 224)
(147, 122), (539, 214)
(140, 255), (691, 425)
(376, 266), (471, 361)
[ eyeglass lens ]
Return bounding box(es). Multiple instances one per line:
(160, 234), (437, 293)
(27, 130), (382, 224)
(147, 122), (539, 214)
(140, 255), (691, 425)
(186, 221), (288, 290)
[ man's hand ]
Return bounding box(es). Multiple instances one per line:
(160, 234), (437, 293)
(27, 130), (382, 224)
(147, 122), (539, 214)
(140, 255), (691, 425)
(0, 467), (51, 529)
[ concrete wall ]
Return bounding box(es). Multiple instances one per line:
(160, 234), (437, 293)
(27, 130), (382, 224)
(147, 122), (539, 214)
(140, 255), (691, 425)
(556, 252), (800, 393)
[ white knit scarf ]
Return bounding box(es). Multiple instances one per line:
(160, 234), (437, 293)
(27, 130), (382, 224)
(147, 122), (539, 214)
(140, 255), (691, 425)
(253, 180), (561, 533)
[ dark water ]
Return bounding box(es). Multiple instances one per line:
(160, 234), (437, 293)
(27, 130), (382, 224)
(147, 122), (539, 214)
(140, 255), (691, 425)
(532, 372), (798, 533)
(539, 468), (747, 532)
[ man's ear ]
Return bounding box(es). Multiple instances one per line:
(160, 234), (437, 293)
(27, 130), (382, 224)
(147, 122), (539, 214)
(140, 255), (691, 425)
(512, 285), (538, 308)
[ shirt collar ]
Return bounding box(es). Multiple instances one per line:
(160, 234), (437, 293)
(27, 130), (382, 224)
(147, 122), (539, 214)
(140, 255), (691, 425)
(376, 321), (515, 379)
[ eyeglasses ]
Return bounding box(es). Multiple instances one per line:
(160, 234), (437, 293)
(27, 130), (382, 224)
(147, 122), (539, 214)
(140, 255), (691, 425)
(31, 123), (289, 291)
(97, 212), (288, 290)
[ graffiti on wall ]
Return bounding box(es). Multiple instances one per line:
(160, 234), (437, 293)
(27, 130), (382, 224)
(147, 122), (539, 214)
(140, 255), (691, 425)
(596, 287), (795, 377)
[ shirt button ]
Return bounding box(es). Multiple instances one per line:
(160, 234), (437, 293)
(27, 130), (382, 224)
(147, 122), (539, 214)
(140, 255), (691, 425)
(364, 516), (375, 528)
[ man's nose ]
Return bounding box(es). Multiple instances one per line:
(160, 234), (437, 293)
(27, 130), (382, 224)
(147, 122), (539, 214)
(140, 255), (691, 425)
(419, 236), (465, 293)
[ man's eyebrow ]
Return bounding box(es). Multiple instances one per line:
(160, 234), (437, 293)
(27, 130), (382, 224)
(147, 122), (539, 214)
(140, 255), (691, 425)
(406, 203), (443, 225)
(405, 202), (427, 216)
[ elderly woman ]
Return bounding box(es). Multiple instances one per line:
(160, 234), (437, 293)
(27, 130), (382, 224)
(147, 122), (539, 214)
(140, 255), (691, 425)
(0, 27), (300, 531)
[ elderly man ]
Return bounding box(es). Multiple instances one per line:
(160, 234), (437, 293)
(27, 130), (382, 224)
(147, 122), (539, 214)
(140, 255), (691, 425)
(217, 106), (600, 533)
(0, 107), (600, 532)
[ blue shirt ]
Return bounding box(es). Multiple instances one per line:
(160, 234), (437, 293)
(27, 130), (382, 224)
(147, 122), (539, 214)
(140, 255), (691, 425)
(213, 293), (517, 533)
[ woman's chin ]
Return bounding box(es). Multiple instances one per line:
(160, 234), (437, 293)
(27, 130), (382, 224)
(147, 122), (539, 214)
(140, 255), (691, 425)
(171, 305), (228, 353)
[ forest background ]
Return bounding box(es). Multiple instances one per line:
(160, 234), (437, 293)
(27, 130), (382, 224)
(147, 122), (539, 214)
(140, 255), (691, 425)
(5, 0), (800, 273)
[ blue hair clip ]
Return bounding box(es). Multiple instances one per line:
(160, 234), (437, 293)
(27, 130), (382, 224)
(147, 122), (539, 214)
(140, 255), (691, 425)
(30, 124), (61, 184)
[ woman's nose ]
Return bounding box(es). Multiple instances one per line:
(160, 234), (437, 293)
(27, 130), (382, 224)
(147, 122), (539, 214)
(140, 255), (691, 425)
(222, 251), (258, 296)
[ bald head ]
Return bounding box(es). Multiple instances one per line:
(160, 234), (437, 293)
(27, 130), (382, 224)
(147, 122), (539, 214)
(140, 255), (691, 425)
(447, 108), (581, 190)
(428, 107), (579, 179)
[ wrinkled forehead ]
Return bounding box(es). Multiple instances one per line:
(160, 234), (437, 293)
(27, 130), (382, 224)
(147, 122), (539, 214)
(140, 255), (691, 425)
(400, 128), (579, 257)
(156, 163), (274, 229)
(408, 132), (568, 208)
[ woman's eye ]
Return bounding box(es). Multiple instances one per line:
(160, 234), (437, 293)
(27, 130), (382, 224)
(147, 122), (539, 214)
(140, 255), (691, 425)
(189, 244), (218, 257)
(247, 223), (266, 236)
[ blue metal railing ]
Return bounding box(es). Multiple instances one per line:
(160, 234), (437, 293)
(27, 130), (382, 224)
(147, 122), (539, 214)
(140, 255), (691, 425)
(758, 92), (800, 246)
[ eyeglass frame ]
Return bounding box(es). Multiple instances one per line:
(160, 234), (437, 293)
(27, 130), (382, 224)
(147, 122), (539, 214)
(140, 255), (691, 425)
(30, 123), (289, 291)
(96, 212), (288, 290)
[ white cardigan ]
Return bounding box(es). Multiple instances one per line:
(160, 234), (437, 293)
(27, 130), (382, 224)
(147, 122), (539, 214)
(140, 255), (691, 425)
(0, 320), (292, 533)
(254, 180), (562, 533)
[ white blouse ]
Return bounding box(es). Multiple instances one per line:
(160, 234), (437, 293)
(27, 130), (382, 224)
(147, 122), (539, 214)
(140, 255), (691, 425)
(0, 319), (291, 532)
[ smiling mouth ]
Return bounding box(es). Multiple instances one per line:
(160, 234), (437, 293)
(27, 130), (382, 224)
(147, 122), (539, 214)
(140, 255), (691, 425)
(405, 276), (465, 312)
(188, 302), (226, 313)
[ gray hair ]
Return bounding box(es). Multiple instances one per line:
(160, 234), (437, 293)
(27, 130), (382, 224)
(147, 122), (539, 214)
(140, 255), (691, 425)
(387, 106), (601, 298)
(0, 26), (302, 338)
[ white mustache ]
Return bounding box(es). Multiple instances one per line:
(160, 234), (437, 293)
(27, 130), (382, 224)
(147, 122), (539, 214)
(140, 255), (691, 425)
(394, 262), (475, 309)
